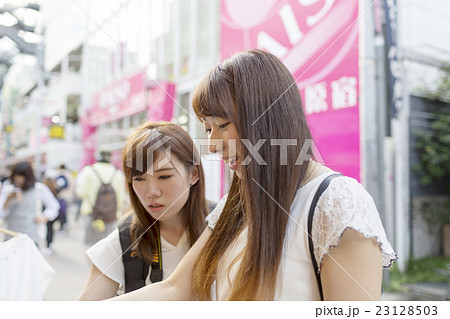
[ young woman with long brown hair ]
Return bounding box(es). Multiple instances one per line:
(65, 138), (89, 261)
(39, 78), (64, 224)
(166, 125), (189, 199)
(112, 50), (396, 301)
(78, 121), (208, 300)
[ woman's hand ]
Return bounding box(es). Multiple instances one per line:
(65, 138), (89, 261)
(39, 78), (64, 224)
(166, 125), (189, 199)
(3, 191), (19, 209)
(34, 214), (48, 224)
(110, 227), (212, 301)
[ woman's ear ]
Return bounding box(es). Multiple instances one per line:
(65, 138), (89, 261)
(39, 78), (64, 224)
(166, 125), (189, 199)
(189, 166), (200, 186)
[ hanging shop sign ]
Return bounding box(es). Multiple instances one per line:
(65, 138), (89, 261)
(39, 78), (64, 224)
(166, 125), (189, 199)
(90, 71), (147, 126)
(49, 125), (65, 139)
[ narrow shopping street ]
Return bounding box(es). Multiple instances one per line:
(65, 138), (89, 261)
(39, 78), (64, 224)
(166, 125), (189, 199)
(1, 0), (450, 309)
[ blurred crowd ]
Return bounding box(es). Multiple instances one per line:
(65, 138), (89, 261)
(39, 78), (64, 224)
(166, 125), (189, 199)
(0, 150), (127, 255)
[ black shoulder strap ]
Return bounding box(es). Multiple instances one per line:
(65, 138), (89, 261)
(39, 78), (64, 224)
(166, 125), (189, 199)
(150, 225), (163, 283)
(118, 216), (150, 293)
(308, 173), (341, 301)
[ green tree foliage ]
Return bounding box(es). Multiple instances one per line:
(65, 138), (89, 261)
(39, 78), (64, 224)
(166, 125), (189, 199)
(415, 112), (450, 191)
(415, 64), (450, 192)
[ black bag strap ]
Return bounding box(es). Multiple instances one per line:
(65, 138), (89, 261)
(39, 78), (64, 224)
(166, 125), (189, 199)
(308, 173), (341, 301)
(118, 216), (163, 293)
(150, 225), (163, 283)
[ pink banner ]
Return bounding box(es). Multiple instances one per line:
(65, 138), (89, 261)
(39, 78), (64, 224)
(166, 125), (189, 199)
(80, 115), (96, 169)
(147, 82), (176, 122)
(90, 71), (147, 126)
(221, 0), (360, 180)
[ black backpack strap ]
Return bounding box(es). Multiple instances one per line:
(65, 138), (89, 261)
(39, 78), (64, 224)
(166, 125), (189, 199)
(150, 225), (163, 283)
(118, 216), (150, 293)
(308, 173), (342, 301)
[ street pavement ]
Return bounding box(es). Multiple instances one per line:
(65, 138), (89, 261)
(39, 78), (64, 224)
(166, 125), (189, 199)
(42, 206), (91, 301)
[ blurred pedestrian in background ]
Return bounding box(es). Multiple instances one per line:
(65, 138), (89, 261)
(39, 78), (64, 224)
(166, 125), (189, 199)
(41, 174), (69, 255)
(0, 161), (60, 246)
(78, 121), (208, 300)
(75, 151), (126, 246)
(53, 164), (75, 231)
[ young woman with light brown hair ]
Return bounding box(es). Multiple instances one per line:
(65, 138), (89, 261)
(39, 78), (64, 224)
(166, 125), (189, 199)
(112, 50), (396, 301)
(79, 121), (208, 300)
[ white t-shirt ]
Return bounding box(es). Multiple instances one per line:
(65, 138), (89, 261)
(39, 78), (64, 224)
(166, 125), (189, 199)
(206, 172), (397, 300)
(86, 228), (190, 287)
(0, 234), (54, 300)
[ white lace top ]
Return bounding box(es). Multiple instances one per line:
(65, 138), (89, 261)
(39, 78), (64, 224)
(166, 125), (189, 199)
(206, 172), (397, 300)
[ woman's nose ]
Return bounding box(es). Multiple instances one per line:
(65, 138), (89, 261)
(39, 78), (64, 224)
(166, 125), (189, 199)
(208, 133), (223, 154)
(145, 183), (162, 199)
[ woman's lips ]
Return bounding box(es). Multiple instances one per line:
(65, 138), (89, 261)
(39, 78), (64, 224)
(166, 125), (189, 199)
(148, 204), (165, 213)
(223, 156), (239, 171)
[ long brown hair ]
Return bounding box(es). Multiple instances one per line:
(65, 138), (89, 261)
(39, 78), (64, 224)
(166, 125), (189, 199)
(122, 121), (208, 263)
(192, 50), (313, 300)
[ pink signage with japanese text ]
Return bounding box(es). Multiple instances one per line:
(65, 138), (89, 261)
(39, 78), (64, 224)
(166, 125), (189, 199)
(221, 0), (360, 180)
(86, 71), (176, 169)
(90, 71), (147, 126)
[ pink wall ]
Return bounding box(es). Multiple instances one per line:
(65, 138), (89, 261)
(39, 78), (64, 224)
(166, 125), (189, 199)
(220, 0), (360, 180)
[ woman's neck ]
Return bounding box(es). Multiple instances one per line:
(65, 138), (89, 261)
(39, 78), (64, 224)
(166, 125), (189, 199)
(159, 213), (185, 246)
(299, 160), (332, 188)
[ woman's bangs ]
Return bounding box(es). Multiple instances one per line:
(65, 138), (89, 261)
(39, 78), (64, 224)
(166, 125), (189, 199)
(193, 70), (231, 120)
(126, 130), (167, 180)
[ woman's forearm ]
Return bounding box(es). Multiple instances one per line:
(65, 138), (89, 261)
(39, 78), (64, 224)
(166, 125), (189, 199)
(2, 196), (13, 211)
(110, 279), (188, 301)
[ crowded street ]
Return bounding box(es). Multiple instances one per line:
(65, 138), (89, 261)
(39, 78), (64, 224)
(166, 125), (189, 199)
(1, 0), (449, 315)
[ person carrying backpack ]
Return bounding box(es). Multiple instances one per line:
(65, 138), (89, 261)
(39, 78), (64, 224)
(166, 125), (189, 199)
(75, 151), (126, 246)
(54, 164), (75, 231)
(78, 122), (209, 300)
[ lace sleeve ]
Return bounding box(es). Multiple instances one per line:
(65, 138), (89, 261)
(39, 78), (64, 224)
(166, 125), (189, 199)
(205, 194), (228, 230)
(312, 177), (397, 272)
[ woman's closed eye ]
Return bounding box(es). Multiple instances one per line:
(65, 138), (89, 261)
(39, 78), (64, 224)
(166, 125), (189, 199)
(204, 121), (230, 134)
(159, 175), (172, 180)
(218, 122), (230, 130)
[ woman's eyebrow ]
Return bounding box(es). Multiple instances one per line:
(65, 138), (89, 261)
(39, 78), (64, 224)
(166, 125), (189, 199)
(154, 167), (176, 173)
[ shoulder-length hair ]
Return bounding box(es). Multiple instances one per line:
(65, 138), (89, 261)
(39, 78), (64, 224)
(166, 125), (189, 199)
(10, 161), (36, 191)
(122, 121), (208, 263)
(192, 49), (313, 300)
